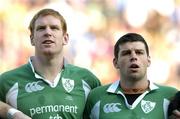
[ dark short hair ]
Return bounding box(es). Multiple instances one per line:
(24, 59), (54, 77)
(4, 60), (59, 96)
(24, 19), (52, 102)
(114, 33), (149, 59)
(29, 8), (67, 37)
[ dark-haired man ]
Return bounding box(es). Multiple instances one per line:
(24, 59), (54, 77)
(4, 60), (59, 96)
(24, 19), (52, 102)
(83, 33), (177, 119)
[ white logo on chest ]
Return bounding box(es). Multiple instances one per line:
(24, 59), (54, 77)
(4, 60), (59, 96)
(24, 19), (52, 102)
(141, 100), (156, 114)
(103, 103), (121, 113)
(62, 78), (74, 93)
(25, 81), (44, 93)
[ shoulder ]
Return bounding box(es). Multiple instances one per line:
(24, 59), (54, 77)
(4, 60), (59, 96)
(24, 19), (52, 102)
(64, 64), (99, 79)
(88, 84), (111, 98)
(0, 64), (31, 100)
(91, 84), (110, 92)
(0, 64), (31, 81)
(86, 84), (111, 106)
(0, 64), (30, 77)
(155, 84), (178, 92)
(65, 64), (93, 74)
(153, 83), (178, 98)
(64, 64), (101, 88)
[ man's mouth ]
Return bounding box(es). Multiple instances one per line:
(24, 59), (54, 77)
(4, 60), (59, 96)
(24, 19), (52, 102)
(42, 40), (54, 44)
(129, 64), (139, 68)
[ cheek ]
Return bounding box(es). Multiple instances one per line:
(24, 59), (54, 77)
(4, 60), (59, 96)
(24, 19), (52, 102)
(119, 58), (127, 65)
(117, 59), (126, 68)
(142, 60), (150, 68)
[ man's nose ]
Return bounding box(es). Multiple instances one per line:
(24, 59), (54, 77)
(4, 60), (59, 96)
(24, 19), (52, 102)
(44, 27), (52, 36)
(130, 52), (137, 61)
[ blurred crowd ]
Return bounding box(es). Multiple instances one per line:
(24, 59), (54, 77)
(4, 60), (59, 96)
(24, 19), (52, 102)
(0, 0), (180, 89)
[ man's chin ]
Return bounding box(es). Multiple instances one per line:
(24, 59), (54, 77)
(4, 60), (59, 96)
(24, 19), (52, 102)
(43, 50), (54, 56)
(128, 74), (141, 81)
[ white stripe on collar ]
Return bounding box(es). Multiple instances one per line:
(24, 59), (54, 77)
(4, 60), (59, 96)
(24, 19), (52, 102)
(106, 80), (159, 94)
(106, 80), (120, 93)
(28, 57), (64, 88)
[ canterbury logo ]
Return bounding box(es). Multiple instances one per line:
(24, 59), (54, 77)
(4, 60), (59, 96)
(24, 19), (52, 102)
(103, 103), (121, 113)
(25, 81), (44, 93)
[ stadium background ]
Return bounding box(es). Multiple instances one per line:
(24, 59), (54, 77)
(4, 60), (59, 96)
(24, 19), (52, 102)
(0, 0), (180, 89)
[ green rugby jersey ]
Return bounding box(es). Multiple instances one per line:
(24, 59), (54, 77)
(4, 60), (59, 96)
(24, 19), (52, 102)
(0, 61), (101, 119)
(84, 80), (178, 119)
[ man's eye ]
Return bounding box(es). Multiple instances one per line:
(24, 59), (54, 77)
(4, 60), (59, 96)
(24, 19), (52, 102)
(51, 26), (60, 30)
(37, 27), (45, 30)
(136, 51), (144, 55)
(121, 51), (130, 56)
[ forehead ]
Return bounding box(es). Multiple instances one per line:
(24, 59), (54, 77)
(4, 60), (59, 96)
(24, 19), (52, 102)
(34, 15), (61, 26)
(119, 41), (146, 51)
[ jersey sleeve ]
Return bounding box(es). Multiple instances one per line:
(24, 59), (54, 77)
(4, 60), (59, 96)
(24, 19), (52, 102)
(0, 74), (6, 102)
(83, 69), (101, 89)
(83, 86), (104, 119)
(83, 90), (95, 119)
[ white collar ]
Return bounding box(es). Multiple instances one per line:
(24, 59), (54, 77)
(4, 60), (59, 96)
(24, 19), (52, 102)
(28, 57), (63, 88)
(107, 79), (159, 94)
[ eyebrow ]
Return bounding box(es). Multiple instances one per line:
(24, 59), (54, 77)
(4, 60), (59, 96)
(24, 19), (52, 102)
(120, 49), (145, 54)
(35, 24), (61, 29)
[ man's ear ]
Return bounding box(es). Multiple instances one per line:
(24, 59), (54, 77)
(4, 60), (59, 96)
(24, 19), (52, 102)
(113, 58), (119, 69)
(147, 56), (151, 67)
(63, 33), (69, 45)
(30, 35), (35, 46)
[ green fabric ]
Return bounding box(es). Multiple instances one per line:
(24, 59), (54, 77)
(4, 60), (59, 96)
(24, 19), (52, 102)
(84, 81), (177, 119)
(0, 63), (101, 119)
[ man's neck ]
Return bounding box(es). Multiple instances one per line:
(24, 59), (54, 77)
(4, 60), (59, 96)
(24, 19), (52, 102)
(31, 56), (64, 82)
(120, 79), (149, 94)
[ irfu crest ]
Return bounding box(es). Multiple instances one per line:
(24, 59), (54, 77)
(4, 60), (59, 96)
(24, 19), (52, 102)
(141, 100), (156, 114)
(62, 78), (74, 93)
